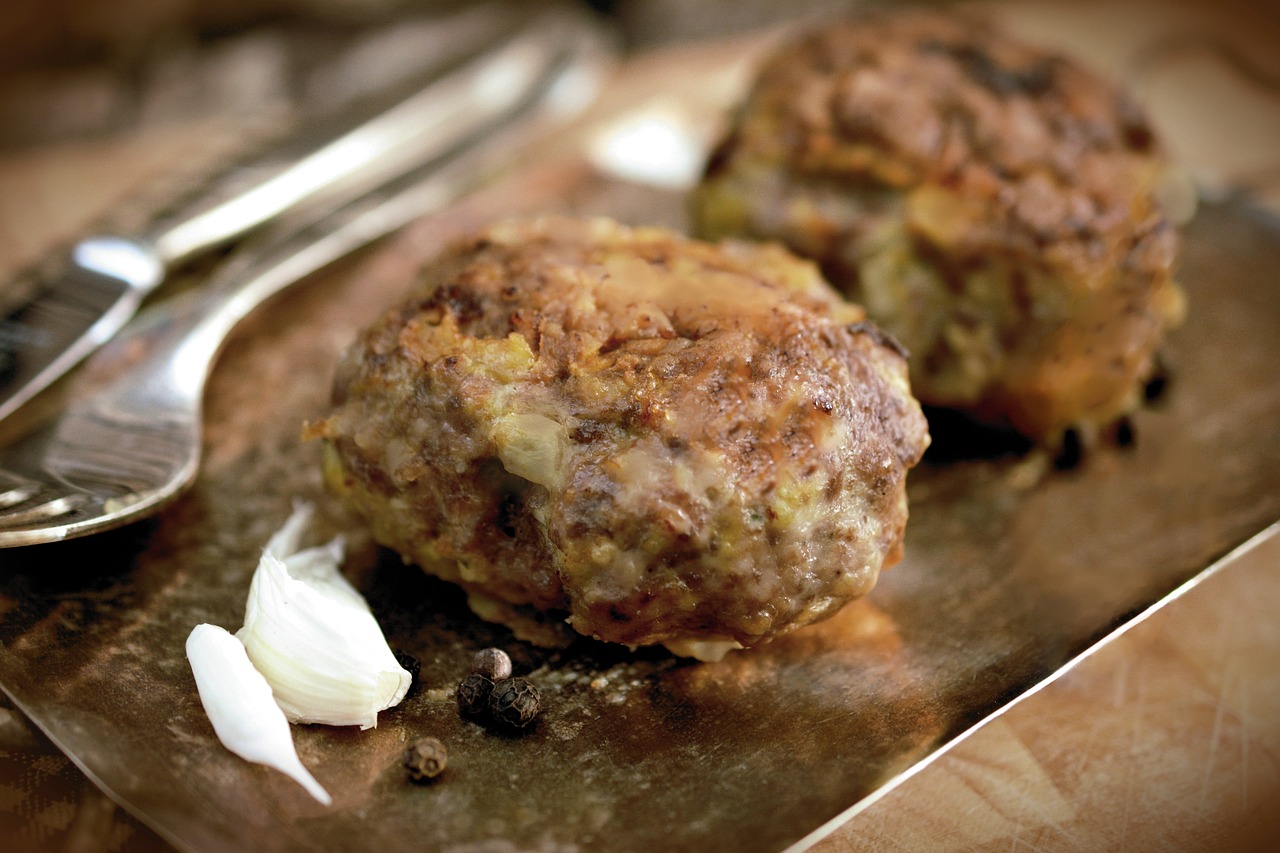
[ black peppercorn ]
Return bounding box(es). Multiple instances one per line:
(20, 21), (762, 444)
(394, 650), (421, 696)
(471, 647), (513, 682)
(456, 673), (494, 717)
(488, 677), (541, 731)
(1143, 352), (1171, 404)
(404, 737), (447, 783)
(1052, 427), (1083, 471)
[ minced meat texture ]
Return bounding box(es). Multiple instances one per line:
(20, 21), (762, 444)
(312, 216), (929, 654)
(691, 8), (1185, 444)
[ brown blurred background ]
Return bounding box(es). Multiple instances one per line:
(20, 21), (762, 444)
(0, 2), (1277, 852)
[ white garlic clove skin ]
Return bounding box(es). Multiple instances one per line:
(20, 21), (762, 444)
(237, 503), (411, 730)
(185, 624), (332, 806)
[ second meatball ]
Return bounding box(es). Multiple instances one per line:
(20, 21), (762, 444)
(691, 8), (1187, 445)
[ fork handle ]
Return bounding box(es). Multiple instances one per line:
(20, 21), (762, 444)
(137, 3), (555, 276)
(97, 10), (608, 416)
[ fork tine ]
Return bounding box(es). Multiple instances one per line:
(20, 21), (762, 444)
(0, 492), (88, 527)
(0, 483), (41, 509)
(0, 468), (42, 509)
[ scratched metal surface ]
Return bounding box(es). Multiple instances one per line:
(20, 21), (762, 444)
(1, 68), (1279, 853)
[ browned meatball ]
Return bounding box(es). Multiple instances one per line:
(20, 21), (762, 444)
(312, 216), (929, 656)
(691, 8), (1186, 445)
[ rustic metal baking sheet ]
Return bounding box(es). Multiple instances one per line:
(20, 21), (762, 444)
(2, 54), (1280, 853)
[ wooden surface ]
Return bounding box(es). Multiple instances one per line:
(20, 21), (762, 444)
(0, 2), (1278, 851)
(816, 528), (1280, 853)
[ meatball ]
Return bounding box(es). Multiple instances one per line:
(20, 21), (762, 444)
(312, 216), (929, 655)
(690, 8), (1186, 445)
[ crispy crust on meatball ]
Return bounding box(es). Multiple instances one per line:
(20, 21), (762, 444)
(312, 216), (929, 651)
(691, 8), (1186, 444)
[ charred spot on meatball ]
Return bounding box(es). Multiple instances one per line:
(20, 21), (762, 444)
(314, 216), (929, 655)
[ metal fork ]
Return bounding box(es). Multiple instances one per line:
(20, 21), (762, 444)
(0, 14), (607, 548)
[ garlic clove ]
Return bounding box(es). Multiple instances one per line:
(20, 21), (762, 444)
(185, 624), (332, 806)
(266, 502), (364, 606)
(237, 503), (411, 729)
